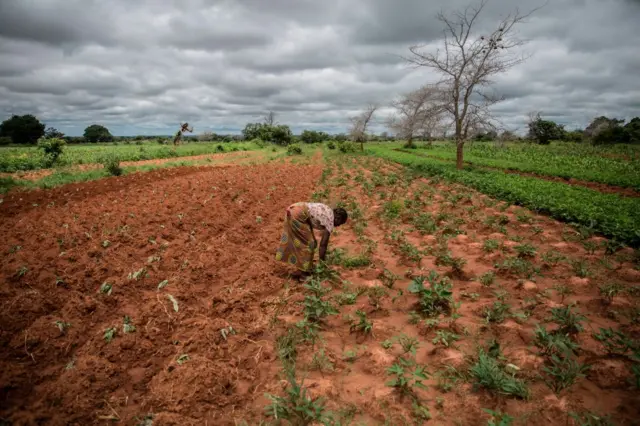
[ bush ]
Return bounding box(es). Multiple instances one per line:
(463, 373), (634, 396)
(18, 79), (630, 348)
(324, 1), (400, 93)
(84, 124), (113, 143)
(327, 141), (336, 150)
(338, 142), (358, 153)
(287, 144), (303, 155)
(251, 138), (266, 148)
(100, 154), (123, 176)
(0, 136), (13, 146)
(300, 130), (328, 144)
(216, 144), (225, 152)
(37, 137), (66, 167)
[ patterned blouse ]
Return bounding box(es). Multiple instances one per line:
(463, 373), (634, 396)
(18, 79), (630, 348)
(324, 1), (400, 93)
(307, 203), (335, 233)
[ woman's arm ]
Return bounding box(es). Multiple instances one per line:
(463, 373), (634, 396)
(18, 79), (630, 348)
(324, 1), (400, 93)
(319, 229), (330, 261)
(306, 217), (318, 248)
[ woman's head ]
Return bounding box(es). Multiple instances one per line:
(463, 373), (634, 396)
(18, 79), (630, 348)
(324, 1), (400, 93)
(333, 208), (348, 227)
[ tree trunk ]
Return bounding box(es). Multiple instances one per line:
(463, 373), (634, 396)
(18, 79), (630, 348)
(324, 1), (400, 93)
(360, 140), (364, 151)
(456, 141), (464, 169)
(404, 134), (415, 149)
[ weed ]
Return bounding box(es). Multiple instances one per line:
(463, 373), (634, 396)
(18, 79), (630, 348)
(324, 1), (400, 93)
(572, 260), (590, 278)
(598, 283), (623, 305)
(350, 310), (373, 335)
(397, 334), (420, 356)
(276, 328), (299, 368)
(413, 213), (438, 234)
(16, 265), (28, 278)
(514, 243), (537, 258)
(335, 292), (358, 306)
(470, 350), (529, 399)
(408, 271), (454, 317)
(543, 354), (590, 393)
(381, 339), (394, 350)
(432, 330), (460, 348)
(534, 324), (580, 356)
(176, 354), (190, 365)
(343, 349), (358, 362)
(568, 412), (615, 426)
(541, 250), (566, 266)
(435, 251), (467, 276)
(309, 349), (335, 373)
(264, 374), (332, 425)
(294, 319), (320, 344)
(549, 305), (587, 335)
(604, 240), (626, 255)
(157, 279), (169, 290)
(54, 321), (71, 334)
(582, 240), (599, 255)
(123, 316), (136, 334)
(408, 311), (421, 325)
(553, 284), (573, 303)
(516, 211), (534, 224)
(128, 267), (148, 281)
(342, 253), (371, 269)
(99, 282), (113, 295)
(412, 402), (432, 421)
(479, 271), (496, 287)
(495, 257), (538, 279)
(101, 154), (123, 176)
(386, 358), (429, 397)
(104, 327), (117, 343)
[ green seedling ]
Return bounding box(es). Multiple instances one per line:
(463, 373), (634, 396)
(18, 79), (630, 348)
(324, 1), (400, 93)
(55, 321), (71, 334)
(128, 267), (148, 281)
(176, 354), (190, 365)
(220, 326), (236, 341)
(571, 260), (590, 278)
(470, 350), (529, 399)
(102, 240), (111, 248)
(592, 327), (638, 356)
(549, 305), (587, 335)
(542, 354), (590, 393)
(483, 300), (511, 324)
(157, 279), (169, 290)
(368, 286), (387, 311)
(381, 339), (394, 350)
(432, 330), (460, 348)
(104, 327), (117, 343)
(553, 284), (573, 303)
(480, 271), (496, 287)
(483, 409), (514, 426)
(16, 266), (28, 278)
(541, 250), (566, 266)
(350, 310), (373, 335)
(397, 334), (420, 356)
(598, 283), (623, 305)
(483, 239), (500, 253)
(335, 292), (357, 306)
(167, 294), (179, 312)
(309, 349), (334, 373)
(534, 324), (580, 356)
(412, 402), (432, 422)
(514, 243), (537, 258)
(123, 316), (136, 334)
(408, 271), (454, 317)
(495, 257), (538, 279)
(99, 282), (113, 295)
(386, 358), (429, 397)
(379, 269), (398, 289)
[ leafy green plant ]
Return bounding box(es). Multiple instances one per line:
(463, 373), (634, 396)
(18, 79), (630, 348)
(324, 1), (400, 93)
(386, 358), (429, 397)
(16, 265), (28, 278)
(582, 240), (599, 255)
(303, 279), (338, 322)
(549, 305), (587, 335)
(432, 330), (460, 348)
(367, 286), (387, 311)
(100, 153), (123, 176)
(342, 253), (371, 269)
(123, 316), (136, 334)
(592, 327), (638, 356)
(470, 350), (529, 399)
(37, 137), (66, 167)
(553, 284), (573, 303)
(568, 412), (615, 426)
(309, 349), (335, 373)
(397, 334), (420, 356)
(495, 257), (538, 278)
(483, 300), (512, 324)
(514, 243), (537, 258)
(335, 291), (357, 306)
(483, 239), (500, 253)
(99, 282), (113, 295)
(381, 339), (394, 350)
(286, 144), (303, 155)
(435, 251), (467, 277)
(572, 259), (590, 278)
(408, 271), (454, 317)
(483, 409), (515, 426)
(264, 374), (332, 424)
(413, 213), (438, 234)
(128, 267), (148, 281)
(54, 321), (71, 334)
(541, 250), (566, 266)
(479, 271), (496, 287)
(542, 354), (590, 393)
(534, 324), (580, 356)
(350, 310), (373, 335)
(598, 283), (623, 305)
(382, 200), (403, 221)
(104, 327), (117, 343)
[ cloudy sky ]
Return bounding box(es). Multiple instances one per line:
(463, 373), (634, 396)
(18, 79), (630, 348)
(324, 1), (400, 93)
(0, 0), (639, 136)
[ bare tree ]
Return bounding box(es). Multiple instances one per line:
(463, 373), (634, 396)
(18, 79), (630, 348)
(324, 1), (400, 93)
(264, 111), (277, 126)
(387, 86), (445, 148)
(348, 104), (378, 151)
(405, 0), (539, 168)
(173, 122), (193, 146)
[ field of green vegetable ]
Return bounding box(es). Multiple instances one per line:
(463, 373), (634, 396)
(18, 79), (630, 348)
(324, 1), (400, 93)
(369, 145), (640, 247)
(0, 141), (258, 173)
(386, 141), (640, 190)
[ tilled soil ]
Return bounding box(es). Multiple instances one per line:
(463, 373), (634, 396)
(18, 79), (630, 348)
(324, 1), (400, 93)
(1, 154), (639, 425)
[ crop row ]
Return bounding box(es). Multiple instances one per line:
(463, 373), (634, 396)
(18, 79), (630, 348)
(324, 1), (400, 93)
(0, 141), (257, 173)
(369, 146), (640, 247)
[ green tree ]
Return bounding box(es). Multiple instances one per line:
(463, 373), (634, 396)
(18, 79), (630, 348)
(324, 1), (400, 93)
(624, 117), (640, 144)
(37, 137), (66, 167)
(44, 127), (65, 139)
(271, 125), (293, 145)
(0, 114), (45, 144)
(300, 130), (328, 144)
(527, 114), (565, 145)
(242, 122), (292, 145)
(84, 124), (113, 143)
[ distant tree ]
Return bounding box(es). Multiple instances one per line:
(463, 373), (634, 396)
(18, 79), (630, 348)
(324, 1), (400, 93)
(300, 130), (328, 144)
(264, 111), (277, 126)
(527, 113), (565, 145)
(0, 114), (45, 144)
(584, 116), (624, 139)
(84, 124), (113, 143)
(349, 103), (378, 151)
(474, 130), (498, 141)
(387, 86), (444, 148)
(243, 122), (292, 145)
(404, 0), (538, 168)
(499, 130), (518, 141)
(565, 130), (584, 143)
(334, 133), (348, 142)
(592, 125), (630, 145)
(271, 125), (293, 145)
(624, 117), (640, 144)
(44, 126), (64, 139)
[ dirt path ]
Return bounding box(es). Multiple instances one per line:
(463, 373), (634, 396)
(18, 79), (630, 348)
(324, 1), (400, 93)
(396, 149), (640, 198)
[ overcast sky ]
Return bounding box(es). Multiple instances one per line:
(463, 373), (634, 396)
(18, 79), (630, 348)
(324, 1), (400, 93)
(0, 0), (639, 136)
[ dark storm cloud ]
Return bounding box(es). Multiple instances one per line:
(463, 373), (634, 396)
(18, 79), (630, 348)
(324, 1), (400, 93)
(0, 0), (638, 136)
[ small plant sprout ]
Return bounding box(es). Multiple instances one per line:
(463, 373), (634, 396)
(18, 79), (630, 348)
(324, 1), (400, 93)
(367, 286), (387, 311)
(533, 324), (580, 356)
(483, 409), (515, 426)
(483, 239), (500, 253)
(104, 327), (117, 343)
(177, 354), (190, 365)
(549, 305), (587, 335)
(598, 283), (623, 305)
(386, 358), (429, 397)
(483, 300), (512, 324)
(128, 267), (148, 281)
(381, 339), (394, 350)
(310, 349), (335, 373)
(379, 268), (398, 288)
(157, 279), (169, 290)
(54, 321), (71, 334)
(592, 328), (638, 356)
(220, 326), (236, 341)
(397, 334), (420, 356)
(432, 330), (460, 348)
(255, 216), (263, 224)
(99, 282), (113, 295)
(264, 374), (332, 425)
(480, 271), (496, 287)
(470, 350), (529, 399)
(552, 284), (573, 303)
(514, 243), (537, 258)
(123, 316), (136, 334)
(572, 259), (590, 278)
(167, 294), (179, 312)
(412, 402), (432, 422)
(16, 266), (28, 278)
(102, 240), (111, 248)
(408, 271), (454, 317)
(303, 279), (338, 322)
(350, 310), (373, 335)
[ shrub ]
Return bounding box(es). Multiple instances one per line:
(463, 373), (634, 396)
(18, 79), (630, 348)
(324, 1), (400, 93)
(101, 154), (123, 176)
(327, 141), (336, 150)
(0, 136), (12, 146)
(338, 141), (358, 153)
(286, 144), (303, 155)
(251, 138), (266, 148)
(216, 144), (225, 152)
(37, 137), (66, 167)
